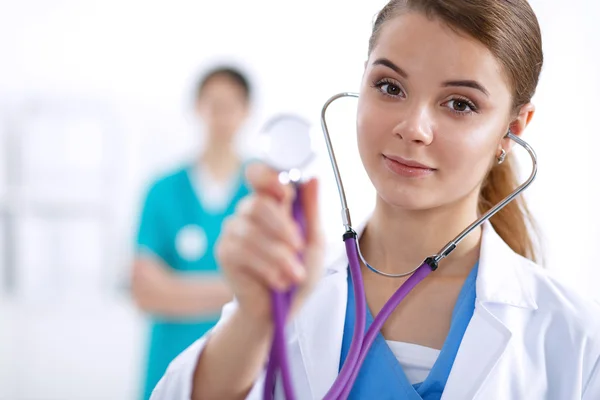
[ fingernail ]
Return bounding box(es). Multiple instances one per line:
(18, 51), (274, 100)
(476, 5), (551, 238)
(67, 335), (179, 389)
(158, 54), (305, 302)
(290, 260), (306, 281)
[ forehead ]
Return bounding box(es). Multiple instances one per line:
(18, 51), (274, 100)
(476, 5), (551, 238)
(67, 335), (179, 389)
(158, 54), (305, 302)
(371, 12), (510, 95)
(199, 75), (246, 99)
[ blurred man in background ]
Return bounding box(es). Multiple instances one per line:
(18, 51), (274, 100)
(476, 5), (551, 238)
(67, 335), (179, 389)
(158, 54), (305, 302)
(132, 66), (252, 399)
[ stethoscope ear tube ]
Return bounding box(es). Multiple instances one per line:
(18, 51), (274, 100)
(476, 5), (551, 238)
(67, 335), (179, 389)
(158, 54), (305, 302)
(320, 92), (360, 232)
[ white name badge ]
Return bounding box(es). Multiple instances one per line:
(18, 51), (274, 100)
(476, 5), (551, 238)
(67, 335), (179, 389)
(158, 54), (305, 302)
(175, 224), (207, 262)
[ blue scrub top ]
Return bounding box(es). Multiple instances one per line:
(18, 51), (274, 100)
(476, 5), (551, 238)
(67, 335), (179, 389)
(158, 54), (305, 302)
(339, 263), (479, 399)
(136, 165), (249, 400)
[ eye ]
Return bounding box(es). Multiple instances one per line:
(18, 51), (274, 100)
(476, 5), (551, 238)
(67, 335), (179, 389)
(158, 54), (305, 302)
(444, 98), (478, 115)
(380, 83), (401, 96)
(372, 79), (405, 98)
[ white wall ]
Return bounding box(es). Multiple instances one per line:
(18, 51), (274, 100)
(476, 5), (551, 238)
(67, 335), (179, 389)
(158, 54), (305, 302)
(0, 0), (598, 399)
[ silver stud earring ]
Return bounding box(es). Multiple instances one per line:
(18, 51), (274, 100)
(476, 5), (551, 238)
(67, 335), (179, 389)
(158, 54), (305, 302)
(497, 148), (507, 165)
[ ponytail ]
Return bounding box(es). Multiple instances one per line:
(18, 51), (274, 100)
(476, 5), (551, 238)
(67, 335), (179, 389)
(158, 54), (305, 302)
(478, 155), (539, 263)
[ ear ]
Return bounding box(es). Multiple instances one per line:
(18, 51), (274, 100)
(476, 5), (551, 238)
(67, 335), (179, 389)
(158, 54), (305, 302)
(502, 103), (535, 152)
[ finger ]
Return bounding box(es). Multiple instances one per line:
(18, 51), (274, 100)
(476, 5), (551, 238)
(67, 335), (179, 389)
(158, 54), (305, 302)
(243, 231), (306, 284)
(236, 195), (304, 251)
(220, 237), (299, 292)
(245, 162), (287, 202)
(299, 178), (323, 245)
(220, 218), (306, 287)
(235, 218), (305, 282)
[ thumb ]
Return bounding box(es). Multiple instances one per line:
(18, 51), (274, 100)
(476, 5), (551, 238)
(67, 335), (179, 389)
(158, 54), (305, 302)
(298, 178), (322, 245)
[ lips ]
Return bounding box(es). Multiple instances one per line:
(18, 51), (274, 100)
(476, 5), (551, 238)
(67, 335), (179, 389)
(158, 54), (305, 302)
(382, 154), (436, 178)
(383, 155), (434, 170)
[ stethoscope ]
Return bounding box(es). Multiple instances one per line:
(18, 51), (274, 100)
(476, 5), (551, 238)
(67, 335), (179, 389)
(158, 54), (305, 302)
(258, 92), (538, 400)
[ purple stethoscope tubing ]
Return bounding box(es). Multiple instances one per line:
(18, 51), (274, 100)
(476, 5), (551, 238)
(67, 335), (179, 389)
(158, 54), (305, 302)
(263, 187), (307, 400)
(262, 92), (538, 399)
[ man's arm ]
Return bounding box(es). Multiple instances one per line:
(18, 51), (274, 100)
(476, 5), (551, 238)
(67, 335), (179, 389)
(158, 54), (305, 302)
(131, 257), (233, 318)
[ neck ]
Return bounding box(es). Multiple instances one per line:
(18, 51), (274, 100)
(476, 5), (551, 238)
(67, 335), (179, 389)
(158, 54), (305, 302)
(359, 194), (482, 277)
(199, 139), (240, 182)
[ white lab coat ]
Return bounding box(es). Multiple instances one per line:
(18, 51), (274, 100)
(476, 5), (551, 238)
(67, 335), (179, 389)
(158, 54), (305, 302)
(151, 222), (600, 399)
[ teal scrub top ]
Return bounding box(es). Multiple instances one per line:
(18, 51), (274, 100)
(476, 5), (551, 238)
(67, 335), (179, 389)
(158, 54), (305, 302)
(339, 263), (478, 399)
(136, 165), (249, 400)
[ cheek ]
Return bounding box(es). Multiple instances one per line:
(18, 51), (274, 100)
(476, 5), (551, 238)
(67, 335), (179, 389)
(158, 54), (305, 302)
(436, 125), (498, 186)
(356, 97), (389, 157)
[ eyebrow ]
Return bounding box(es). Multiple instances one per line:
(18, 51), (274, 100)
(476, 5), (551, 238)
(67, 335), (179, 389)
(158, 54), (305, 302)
(372, 57), (490, 97)
(442, 80), (489, 97)
(372, 58), (409, 79)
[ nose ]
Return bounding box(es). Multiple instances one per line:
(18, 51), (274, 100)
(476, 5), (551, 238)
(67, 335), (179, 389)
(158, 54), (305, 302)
(393, 104), (434, 145)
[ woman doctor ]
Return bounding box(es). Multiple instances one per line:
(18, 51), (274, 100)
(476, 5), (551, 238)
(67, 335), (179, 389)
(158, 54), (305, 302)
(151, 1), (600, 399)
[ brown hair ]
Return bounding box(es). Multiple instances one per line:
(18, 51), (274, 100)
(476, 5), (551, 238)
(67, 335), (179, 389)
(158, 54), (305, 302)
(369, 0), (543, 262)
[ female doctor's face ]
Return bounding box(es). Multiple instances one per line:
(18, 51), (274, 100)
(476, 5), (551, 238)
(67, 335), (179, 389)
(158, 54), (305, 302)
(357, 12), (514, 211)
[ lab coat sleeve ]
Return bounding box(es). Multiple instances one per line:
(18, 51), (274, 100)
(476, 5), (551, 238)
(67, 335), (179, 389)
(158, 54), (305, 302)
(582, 299), (600, 399)
(583, 354), (600, 399)
(149, 300), (266, 400)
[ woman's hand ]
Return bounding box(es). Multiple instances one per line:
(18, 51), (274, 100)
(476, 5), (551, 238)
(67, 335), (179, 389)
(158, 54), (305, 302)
(215, 162), (325, 323)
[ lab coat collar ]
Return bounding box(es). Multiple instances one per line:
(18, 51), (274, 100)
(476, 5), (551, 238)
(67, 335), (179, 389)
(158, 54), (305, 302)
(323, 218), (538, 310)
(476, 221), (538, 309)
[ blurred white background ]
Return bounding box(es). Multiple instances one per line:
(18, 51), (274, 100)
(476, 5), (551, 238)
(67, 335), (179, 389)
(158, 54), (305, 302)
(0, 0), (599, 399)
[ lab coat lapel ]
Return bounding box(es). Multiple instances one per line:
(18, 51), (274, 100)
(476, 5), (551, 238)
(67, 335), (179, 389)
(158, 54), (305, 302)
(442, 223), (537, 399)
(440, 301), (512, 399)
(295, 216), (374, 399)
(295, 217), (367, 400)
(295, 265), (348, 399)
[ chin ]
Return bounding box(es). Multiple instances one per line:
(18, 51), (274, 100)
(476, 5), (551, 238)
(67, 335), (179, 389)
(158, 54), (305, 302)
(367, 167), (430, 208)
(375, 183), (439, 211)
